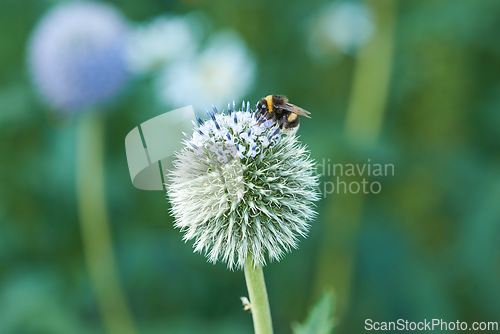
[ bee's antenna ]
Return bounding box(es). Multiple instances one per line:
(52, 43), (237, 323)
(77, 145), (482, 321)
(253, 103), (260, 118)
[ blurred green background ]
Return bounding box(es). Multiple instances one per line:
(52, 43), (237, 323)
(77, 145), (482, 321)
(1, 0), (500, 333)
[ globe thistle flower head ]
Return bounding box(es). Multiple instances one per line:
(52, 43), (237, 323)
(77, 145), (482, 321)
(168, 102), (320, 270)
(28, 1), (129, 112)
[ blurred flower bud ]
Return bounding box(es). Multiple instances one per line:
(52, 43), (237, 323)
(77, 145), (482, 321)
(157, 31), (256, 113)
(308, 2), (375, 59)
(126, 13), (205, 75)
(28, 1), (129, 112)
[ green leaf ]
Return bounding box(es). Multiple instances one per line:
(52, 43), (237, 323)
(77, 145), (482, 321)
(292, 291), (335, 334)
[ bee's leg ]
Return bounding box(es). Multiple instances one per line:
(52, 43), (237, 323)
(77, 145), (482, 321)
(279, 118), (285, 129)
(253, 104), (260, 118)
(257, 111), (269, 124)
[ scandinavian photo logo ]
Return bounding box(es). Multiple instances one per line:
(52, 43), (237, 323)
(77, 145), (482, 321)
(318, 158), (395, 197)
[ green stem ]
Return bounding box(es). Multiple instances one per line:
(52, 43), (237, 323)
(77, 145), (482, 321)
(76, 112), (137, 334)
(244, 256), (273, 334)
(313, 0), (397, 317)
(344, 0), (397, 146)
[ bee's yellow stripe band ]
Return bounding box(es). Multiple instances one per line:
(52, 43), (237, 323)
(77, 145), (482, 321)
(265, 95), (273, 112)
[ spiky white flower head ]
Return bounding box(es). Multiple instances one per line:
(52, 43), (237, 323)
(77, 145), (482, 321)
(308, 1), (374, 58)
(126, 13), (204, 74)
(28, 1), (129, 112)
(157, 31), (256, 113)
(167, 102), (320, 269)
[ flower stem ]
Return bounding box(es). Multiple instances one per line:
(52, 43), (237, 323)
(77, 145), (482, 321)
(244, 256), (273, 334)
(76, 112), (137, 334)
(314, 0), (397, 316)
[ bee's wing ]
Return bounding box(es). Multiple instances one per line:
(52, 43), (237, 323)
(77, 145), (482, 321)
(283, 103), (312, 118)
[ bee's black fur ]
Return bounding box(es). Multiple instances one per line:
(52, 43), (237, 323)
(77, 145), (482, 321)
(255, 95), (308, 130)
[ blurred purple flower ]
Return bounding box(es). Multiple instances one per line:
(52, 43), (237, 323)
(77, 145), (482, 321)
(28, 1), (129, 112)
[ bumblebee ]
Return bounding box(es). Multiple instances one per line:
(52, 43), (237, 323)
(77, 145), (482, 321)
(255, 95), (311, 130)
